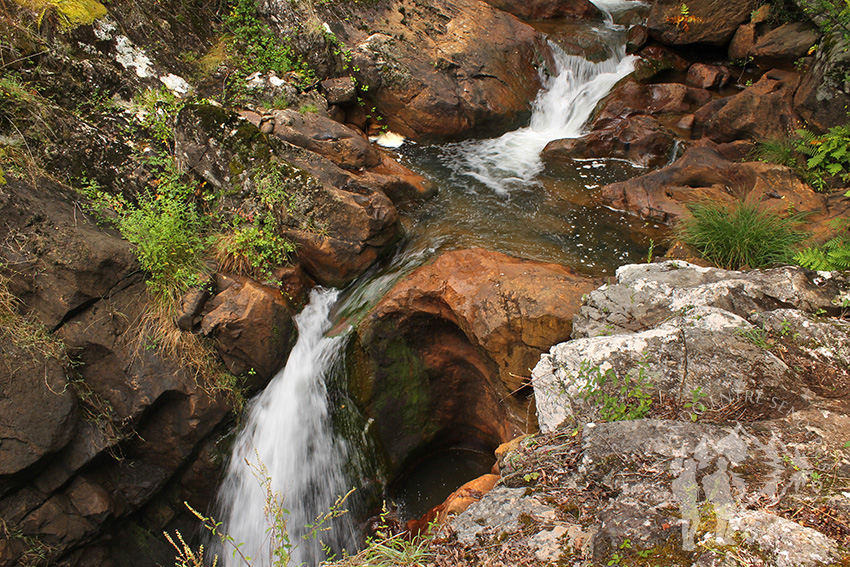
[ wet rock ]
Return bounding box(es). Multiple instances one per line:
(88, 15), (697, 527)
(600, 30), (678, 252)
(319, 76), (357, 105)
(593, 80), (713, 128)
(749, 22), (819, 69)
(647, 0), (757, 46)
(632, 45), (691, 81)
(599, 146), (824, 224)
(339, 0), (553, 141)
(481, 0), (603, 21)
(729, 22), (758, 60)
(354, 248), (600, 469)
(542, 115), (676, 168)
(700, 69), (804, 143)
(200, 277), (296, 388)
(687, 63), (731, 90)
(626, 25), (649, 54)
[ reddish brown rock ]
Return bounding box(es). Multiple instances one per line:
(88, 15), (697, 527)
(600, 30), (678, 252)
(200, 277), (296, 386)
(542, 115), (676, 168)
(632, 45), (691, 81)
(284, 182), (400, 287)
(240, 108), (381, 170)
(749, 22), (819, 68)
(345, 0), (553, 141)
(177, 105), (403, 287)
(594, 80), (713, 127)
(687, 63), (731, 90)
(319, 76), (357, 105)
(599, 146), (827, 224)
(626, 25), (649, 54)
(354, 249), (600, 468)
(481, 0), (603, 21)
(647, 0), (756, 46)
(700, 69), (804, 143)
(409, 473), (501, 533)
(729, 22), (758, 60)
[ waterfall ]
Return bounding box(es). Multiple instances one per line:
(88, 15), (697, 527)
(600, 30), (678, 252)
(446, 8), (638, 195)
(214, 3), (644, 564)
(216, 288), (355, 567)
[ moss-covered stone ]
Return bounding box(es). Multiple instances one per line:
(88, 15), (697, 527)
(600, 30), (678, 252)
(13, 0), (107, 29)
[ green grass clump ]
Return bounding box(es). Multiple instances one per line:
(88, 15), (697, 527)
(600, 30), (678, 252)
(676, 200), (806, 270)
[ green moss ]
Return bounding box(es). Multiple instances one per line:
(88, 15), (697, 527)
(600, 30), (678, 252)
(13, 0), (107, 29)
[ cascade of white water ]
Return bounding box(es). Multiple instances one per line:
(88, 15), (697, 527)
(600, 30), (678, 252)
(215, 3), (645, 565)
(447, 4), (639, 195)
(216, 288), (354, 567)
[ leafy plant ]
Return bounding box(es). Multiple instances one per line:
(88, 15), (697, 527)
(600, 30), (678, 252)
(676, 199), (806, 270)
(684, 387), (707, 422)
(579, 360), (654, 422)
(222, 0), (315, 91)
(735, 326), (772, 349)
(214, 223), (295, 282)
(131, 88), (185, 148)
(795, 233), (850, 271)
(795, 125), (850, 192)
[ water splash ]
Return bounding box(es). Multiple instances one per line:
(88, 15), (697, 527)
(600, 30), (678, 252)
(216, 288), (355, 567)
(445, 11), (639, 195)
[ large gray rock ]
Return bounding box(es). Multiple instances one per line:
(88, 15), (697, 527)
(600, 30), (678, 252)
(533, 261), (847, 432)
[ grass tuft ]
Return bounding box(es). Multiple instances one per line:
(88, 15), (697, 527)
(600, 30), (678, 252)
(676, 199), (806, 270)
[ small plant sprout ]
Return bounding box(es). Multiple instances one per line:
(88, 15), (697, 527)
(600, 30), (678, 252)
(684, 387), (707, 422)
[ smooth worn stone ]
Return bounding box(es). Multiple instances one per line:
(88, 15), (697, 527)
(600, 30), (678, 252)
(647, 0), (756, 46)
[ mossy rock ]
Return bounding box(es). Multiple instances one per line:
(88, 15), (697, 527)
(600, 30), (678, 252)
(13, 0), (108, 29)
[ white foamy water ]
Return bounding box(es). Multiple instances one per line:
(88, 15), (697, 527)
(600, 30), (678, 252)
(216, 288), (354, 567)
(447, 4), (640, 195)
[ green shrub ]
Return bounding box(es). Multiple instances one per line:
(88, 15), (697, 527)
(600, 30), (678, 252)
(676, 199), (806, 270)
(578, 360), (653, 422)
(214, 223), (295, 281)
(223, 0), (314, 87)
(795, 125), (850, 193)
(119, 190), (207, 300)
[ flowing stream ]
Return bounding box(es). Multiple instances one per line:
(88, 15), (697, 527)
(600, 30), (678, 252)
(217, 289), (356, 567)
(217, 2), (653, 565)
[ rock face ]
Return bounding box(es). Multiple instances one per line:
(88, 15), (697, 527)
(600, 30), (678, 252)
(199, 276), (296, 387)
(481, 0), (603, 21)
(354, 248), (600, 470)
(533, 261), (844, 432)
(542, 115), (676, 168)
(794, 32), (850, 132)
(447, 416), (847, 566)
(647, 0), (757, 46)
(748, 22), (819, 68)
(0, 177), (232, 567)
(700, 69), (804, 144)
(176, 104), (402, 287)
(599, 146), (825, 223)
(325, 0), (553, 141)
